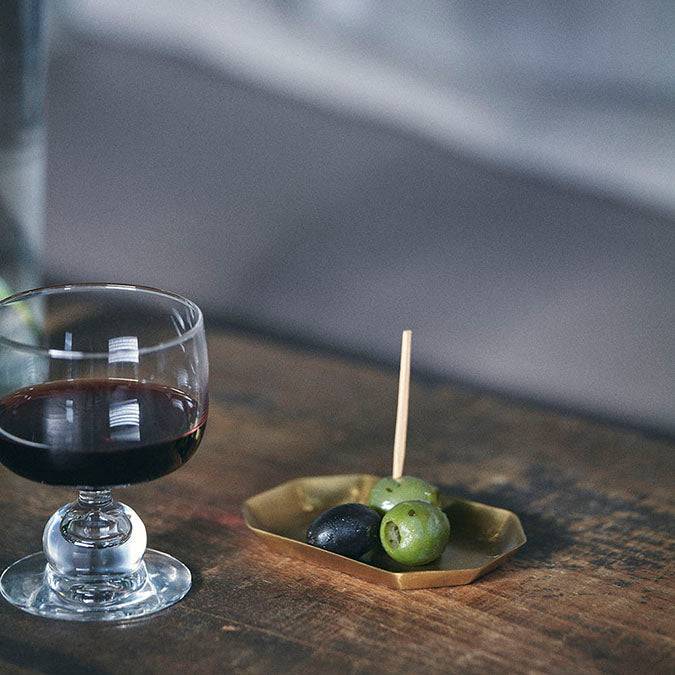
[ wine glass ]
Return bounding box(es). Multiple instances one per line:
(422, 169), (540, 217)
(0, 283), (208, 621)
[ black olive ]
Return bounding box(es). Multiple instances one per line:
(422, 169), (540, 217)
(306, 503), (381, 559)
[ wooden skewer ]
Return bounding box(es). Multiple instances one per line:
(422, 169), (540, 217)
(392, 330), (412, 480)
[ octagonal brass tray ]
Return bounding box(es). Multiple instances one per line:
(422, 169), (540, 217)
(243, 474), (526, 589)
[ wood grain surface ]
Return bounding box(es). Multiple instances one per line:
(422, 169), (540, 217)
(0, 329), (672, 674)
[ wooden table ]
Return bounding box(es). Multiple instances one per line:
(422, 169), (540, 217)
(0, 329), (673, 673)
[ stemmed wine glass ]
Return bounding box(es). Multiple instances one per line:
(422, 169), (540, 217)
(0, 284), (208, 621)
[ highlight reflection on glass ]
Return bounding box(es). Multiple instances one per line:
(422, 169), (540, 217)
(108, 336), (140, 364)
(109, 399), (141, 442)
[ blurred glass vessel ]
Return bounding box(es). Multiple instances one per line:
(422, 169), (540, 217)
(0, 284), (209, 621)
(0, 0), (46, 298)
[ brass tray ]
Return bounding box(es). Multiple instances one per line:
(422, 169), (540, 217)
(243, 474), (526, 589)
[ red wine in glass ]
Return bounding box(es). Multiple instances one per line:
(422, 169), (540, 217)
(0, 379), (206, 487)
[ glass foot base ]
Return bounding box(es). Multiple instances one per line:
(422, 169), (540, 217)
(0, 550), (191, 621)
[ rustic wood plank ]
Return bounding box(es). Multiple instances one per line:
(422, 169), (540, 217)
(0, 328), (672, 674)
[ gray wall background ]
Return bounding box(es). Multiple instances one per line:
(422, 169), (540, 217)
(43, 1), (675, 433)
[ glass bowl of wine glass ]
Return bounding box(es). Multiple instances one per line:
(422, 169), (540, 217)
(0, 283), (209, 621)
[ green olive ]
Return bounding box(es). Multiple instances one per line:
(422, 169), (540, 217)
(368, 475), (441, 515)
(380, 500), (450, 566)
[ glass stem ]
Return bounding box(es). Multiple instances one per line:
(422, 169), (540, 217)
(78, 488), (113, 510)
(58, 489), (132, 548)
